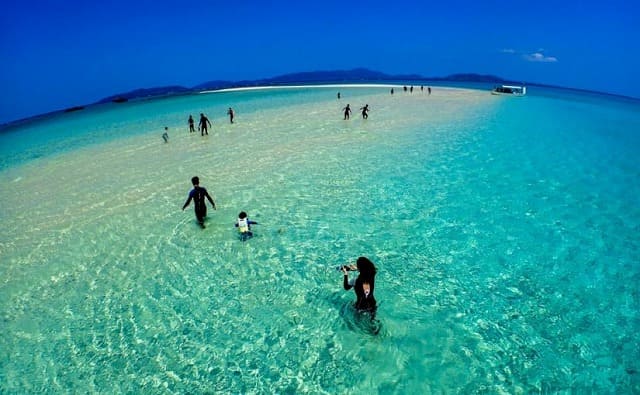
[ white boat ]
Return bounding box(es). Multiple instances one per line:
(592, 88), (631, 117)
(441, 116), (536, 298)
(491, 85), (526, 96)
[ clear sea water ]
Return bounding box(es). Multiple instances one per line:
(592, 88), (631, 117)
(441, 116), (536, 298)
(0, 85), (638, 394)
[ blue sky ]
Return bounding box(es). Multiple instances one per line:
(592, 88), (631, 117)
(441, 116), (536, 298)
(1, 0), (638, 124)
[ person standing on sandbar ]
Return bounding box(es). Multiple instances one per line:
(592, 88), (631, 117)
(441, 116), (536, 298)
(360, 104), (369, 119)
(199, 113), (211, 135)
(162, 126), (169, 143)
(188, 115), (195, 133)
(343, 104), (352, 120)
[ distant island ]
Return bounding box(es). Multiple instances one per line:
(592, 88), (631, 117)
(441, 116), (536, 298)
(97, 68), (510, 104)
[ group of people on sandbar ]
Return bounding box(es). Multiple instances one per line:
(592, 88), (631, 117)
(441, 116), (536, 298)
(185, 108), (235, 136)
(342, 104), (369, 120)
(390, 85), (432, 95)
(339, 85), (432, 121)
(171, 85), (436, 142)
(188, 113), (212, 136)
(397, 85), (431, 94)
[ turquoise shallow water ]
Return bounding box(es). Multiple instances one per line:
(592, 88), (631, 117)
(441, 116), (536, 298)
(0, 86), (639, 393)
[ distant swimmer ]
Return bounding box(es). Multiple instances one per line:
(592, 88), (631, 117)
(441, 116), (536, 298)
(227, 107), (235, 124)
(428, 87), (432, 95)
(360, 104), (369, 119)
(182, 176), (216, 228)
(188, 115), (195, 133)
(390, 88), (394, 95)
(235, 211), (258, 241)
(337, 92), (341, 99)
(420, 85), (424, 92)
(410, 86), (414, 93)
(199, 113), (212, 136)
(162, 127), (169, 143)
(343, 104), (352, 120)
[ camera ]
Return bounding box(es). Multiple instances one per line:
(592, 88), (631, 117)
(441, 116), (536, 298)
(336, 265), (353, 272)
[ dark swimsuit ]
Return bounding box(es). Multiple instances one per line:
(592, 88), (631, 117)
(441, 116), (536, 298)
(344, 275), (377, 312)
(199, 116), (209, 134)
(354, 277), (376, 311)
(184, 186), (212, 224)
(194, 187), (208, 222)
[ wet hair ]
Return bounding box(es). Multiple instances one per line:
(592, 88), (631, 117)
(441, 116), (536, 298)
(238, 211), (247, 219)
(191, 176), (199, 186)
(356, 256), (376, 277)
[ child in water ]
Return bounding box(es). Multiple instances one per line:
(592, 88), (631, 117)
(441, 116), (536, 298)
(235, 211), (258, 241)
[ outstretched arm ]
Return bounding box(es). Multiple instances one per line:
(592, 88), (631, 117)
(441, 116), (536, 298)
(182, 196), (192, 210)
(205, 192), (216, 209)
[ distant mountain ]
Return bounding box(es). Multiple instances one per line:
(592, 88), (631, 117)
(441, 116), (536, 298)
(192, 80), (235, 90)
(97, 85), (192, 104)
(98, 68), (509, 103)
(268, 68), (431, 83)
(272, 68), (391, 82)
(431, 73), (507, 82)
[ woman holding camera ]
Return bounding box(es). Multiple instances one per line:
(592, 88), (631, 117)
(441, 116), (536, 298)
(342, 256), (377, 312)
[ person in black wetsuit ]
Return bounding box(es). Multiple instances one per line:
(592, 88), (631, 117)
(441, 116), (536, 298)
(199, 113), (211, 136)
(342, 256), (377, 313)
(342, 104), (352, 120)
(162, 127), (169, 143)
(227, 107), (235, 124)
(182, 176), (216, 228)
(188, 115), (195, 133)
(360, 104), (369, 119)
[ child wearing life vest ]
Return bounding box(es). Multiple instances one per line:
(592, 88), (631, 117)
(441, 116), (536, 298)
(235, 211), (258, 240)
